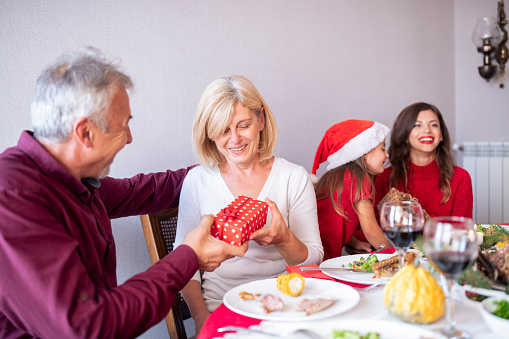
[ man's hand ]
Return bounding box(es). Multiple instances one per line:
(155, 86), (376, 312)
(249, 198), (290, 246)
(182, 214), (248, 271)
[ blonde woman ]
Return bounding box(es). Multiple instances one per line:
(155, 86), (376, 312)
(173, 75), (323, 335)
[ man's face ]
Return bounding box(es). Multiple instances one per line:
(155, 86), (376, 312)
(90, 87), (133, 179)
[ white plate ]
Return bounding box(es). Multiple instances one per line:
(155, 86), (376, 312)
(461, 284), (509, 304)
(320, 253), (397, 284)
(222, 278), (360, 321)
(217, 319), (446, 339)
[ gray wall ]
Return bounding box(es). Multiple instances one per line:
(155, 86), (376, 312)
(455, 0), (509, 143)
(1, 1), (506, 338)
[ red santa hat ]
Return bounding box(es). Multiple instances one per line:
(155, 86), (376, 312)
(311, 119), (390, 182)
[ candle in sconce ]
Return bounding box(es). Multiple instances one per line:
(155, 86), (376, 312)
(474, 224), (484, 245)
(476, 232), (484, 245)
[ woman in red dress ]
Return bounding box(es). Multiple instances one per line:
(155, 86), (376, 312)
(375, 102), (473, 219)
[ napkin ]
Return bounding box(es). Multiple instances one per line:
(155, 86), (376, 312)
(199, 304), (261, 339)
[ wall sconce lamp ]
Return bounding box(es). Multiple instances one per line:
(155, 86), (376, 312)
(472, 0), (508, 85)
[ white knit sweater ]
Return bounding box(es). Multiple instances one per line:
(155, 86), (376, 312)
(173, 157), (324, 311)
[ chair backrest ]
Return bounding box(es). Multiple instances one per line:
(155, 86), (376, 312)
(140, 207), (189, 339)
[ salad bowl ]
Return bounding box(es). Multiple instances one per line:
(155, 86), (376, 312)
(480, 295), (509, 337)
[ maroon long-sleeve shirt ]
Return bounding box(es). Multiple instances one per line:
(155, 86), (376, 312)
(0, 131), (198, 338)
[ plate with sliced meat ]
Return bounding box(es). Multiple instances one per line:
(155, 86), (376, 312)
(223, 278), (360, 321)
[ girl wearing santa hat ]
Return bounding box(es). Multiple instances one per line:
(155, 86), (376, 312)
(312, 119), (391, 260)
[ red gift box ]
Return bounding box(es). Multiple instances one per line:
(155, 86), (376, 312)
(211, 195), (269, 245)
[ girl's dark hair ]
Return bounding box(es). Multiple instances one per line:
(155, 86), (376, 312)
(315, 157), (374, 219)
(388, 102), (454, 203)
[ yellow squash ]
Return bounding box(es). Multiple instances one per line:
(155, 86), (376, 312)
(384, 264), (445, 324)
(277, 273), (305, 296)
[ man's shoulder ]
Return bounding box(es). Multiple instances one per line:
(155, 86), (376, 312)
(0, 147), (42, 191)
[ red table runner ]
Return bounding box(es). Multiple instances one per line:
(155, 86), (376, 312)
(198, 303), (261, 339)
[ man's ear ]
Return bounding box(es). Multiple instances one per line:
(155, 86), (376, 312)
(74, 117), (94, 148)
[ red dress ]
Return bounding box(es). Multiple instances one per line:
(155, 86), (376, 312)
(374, 160), (473, 218)
(317, 169), (373, 260)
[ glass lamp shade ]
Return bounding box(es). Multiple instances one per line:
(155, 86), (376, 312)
(472, 17), (503, 47)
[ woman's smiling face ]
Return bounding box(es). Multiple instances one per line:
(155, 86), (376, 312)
(408, 109), (442, 157)
(214, 103), (264, 168)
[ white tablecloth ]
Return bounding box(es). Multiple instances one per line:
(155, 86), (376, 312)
(216, 285), (498, 338)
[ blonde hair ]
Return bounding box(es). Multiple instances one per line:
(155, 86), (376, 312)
(192, 75), (277, 168)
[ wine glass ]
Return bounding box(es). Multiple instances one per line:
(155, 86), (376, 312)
(380, 201), (424, 271)
(423, 216), (478, 339)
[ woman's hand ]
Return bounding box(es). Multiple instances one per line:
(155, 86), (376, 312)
(193, 309), (211, 336)
(356, 199), (391, 250)
(249, 198), (308, 265)
(180, 280), (210, 336)
(249, 198), (290, 246)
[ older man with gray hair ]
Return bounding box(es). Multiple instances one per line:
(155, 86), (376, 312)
(0, 47), (247, 338)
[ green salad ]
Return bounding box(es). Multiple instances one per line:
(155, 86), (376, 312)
(330, 329), (380, 339)
(340, 255), (379, 272)
(492, 299), (509, 319)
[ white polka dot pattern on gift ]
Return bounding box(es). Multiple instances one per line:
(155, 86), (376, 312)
(211, 195), (269, 246)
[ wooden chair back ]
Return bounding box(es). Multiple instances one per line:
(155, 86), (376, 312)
(140, 207), (189, 339)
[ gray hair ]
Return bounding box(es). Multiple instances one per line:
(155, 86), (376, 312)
(31, 47), (133, 143)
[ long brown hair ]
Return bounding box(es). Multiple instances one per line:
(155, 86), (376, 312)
(388, 102), (454, 203)
(315, 157), (375, 219)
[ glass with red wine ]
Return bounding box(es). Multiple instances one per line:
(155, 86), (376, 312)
(380, 201), (424, 271)
(423, 216), (478, 339)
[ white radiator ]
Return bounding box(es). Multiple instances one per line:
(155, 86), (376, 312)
(462, 142), (509, 224)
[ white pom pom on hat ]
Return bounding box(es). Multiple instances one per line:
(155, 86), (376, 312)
(311, 119), (390, 177)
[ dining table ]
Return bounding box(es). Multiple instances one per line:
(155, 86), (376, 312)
(197, 247), (501, 339)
